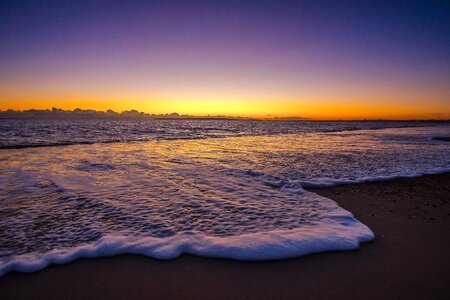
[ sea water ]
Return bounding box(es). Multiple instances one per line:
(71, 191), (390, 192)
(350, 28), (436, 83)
(0, 120), (449, 276)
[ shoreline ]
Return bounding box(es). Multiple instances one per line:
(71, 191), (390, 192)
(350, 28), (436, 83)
(1, 173), (449, 299)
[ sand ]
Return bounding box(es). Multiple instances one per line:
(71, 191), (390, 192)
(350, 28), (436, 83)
(433, 137), (450, 142)
(1, 173), (449, 299)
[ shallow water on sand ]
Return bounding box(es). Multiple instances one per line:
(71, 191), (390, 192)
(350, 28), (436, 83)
(0, 122), (449, 275)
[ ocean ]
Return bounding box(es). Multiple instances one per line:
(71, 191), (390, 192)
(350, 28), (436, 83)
(1, 120), (449, 276)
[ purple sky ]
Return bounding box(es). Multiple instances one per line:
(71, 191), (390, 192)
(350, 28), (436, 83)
(1, 1), (449, 118)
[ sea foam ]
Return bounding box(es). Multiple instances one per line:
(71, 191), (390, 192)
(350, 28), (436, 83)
(0, 194), (373, 276)
(0, 124), (449, 276)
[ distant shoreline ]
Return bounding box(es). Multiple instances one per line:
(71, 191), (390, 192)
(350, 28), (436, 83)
(1, 108), (449, 122)
(1, 116), (449, 122)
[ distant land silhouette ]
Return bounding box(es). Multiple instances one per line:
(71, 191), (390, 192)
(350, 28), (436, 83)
(0, 108), (257, 120)
(1, 108), (449, 122)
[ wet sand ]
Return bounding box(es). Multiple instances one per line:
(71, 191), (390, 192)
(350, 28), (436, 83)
(1, 173), (449, 299)
(433, 137), (450, 142)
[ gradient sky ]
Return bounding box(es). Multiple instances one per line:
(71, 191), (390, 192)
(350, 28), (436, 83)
(1, 0), (449, 119)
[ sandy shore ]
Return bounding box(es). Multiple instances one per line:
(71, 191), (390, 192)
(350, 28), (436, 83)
(1, 173), (449, 299)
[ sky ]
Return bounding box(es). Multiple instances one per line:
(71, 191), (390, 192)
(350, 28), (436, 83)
(0, 0), (449, 119)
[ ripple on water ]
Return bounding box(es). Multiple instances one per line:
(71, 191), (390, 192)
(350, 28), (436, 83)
(0, 125), (449, 275)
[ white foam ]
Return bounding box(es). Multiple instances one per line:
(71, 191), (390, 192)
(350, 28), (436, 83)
(0, 125), (449, 277)
(298, 166), (450, 188)
(0, 212), (373, 276)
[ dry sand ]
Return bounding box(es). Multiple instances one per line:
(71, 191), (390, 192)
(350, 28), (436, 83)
(1, 173), (449, 299)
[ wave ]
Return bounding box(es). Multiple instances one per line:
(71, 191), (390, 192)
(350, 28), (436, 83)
(0, 163), (376, 277)
(0, 140), (123, 150)
(0, 142), (94, 149)
(299, 167), (450, 188)
(0, 124), (448, 277)
(1, 120), (445, 150)
(0, 218), (373, 277)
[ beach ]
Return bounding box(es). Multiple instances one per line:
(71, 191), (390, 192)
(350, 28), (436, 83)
(1, 172), (449, 299)
(2, 0), (450, 298)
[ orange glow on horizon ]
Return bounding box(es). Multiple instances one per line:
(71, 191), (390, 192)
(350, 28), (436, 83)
(1, 2), (449, 121)
(1, 96), (449, 120)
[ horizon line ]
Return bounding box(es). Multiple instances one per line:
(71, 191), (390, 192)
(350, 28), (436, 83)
(1, 107), (450, 122)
